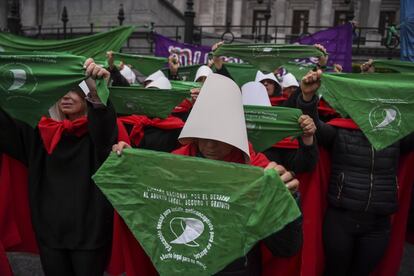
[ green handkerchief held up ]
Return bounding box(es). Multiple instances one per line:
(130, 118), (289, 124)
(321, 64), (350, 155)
(93, 148), (301, 276)
(0, 53), (89, 126)
(213, 44), (324, 72)
(111, 52), (167, 76)
(109, 86), (189, 118)
(244, 105), (303, 151)
(321, 73), (414, 150)
(0, 26), (135, 61)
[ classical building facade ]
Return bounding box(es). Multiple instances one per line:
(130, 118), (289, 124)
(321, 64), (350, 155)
(0, 0), (401, 57)
(1, 0), (187, 31)
(1, 0), (400, 33)
(193, 0), (400, 43)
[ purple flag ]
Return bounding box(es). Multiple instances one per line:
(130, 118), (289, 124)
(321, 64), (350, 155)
(297, 23), (353, 72)
(154, 33), (211, 66)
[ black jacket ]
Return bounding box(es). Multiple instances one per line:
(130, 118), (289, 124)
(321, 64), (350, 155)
(263, 138), (318, 174)
(0, 101), (117, 249)
(217, 217), (303, 276)
(264, 88), (319, 174)
(298, 94), (414, 215)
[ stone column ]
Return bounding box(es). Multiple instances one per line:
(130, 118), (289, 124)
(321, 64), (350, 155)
(198, 0), (214, 32)
(20, 0), (38, 28)
(231, 0), (243, 36)
(365, 0), (382, 47)
(366, 0), (381, 28)
(318, 0), (332, 27)
(273, 0), (287, 43)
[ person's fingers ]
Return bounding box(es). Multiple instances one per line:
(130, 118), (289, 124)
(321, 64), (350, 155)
(85, 62), (96, 76)
(316, 69), (322, 78)
(274, 164), (287, 176)
(280, 171), (294, 183)
(264, 161), (278, 171)
(84, 58), (94, 69)
(91, 65), (101, 79)
(96, 69), (104, 79)
(285, 179), (299, 192)
(300, 118), (311, 129)
(112, 142), (131, 156)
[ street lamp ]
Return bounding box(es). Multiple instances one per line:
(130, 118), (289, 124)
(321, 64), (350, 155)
(184, 0), (195, 44)
(61, 6), (69, 39)
(118, 4), (125, 26)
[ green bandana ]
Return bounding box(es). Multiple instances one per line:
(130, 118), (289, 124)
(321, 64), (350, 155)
(281, 61), (316, 80)
(221, 63), (258, 86)
(170, 80), (201, 90)
(244, 105), (303, 151)
(111, 52), (167, 76)
(0, 26), (134, 60)
(0, 53), (108, 126)
(213, 44), (324, 72)
(109, 86), (189, 118)
(373, 59), (414, 73)
(321, 73), (414, 150)
(93, 148), (301, 276)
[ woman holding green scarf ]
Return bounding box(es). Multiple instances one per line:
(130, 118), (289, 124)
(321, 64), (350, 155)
(113, 73), (303, 275)
(0, 59), (117, 276)
(298, 69), (414, 276)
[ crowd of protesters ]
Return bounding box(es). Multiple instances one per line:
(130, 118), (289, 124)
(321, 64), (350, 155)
(1, 35), (414, 276)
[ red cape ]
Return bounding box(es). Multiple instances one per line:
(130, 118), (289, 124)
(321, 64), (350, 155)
(0, 154), (36, 276)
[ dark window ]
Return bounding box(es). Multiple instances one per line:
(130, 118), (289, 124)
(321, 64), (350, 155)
(379, 11), (396, 36)
(252, 10), (267, 37)
(334, 11), (348, 26)
(292, 10), (309, 35)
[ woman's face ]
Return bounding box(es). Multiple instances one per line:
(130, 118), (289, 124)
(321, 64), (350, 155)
(197, 138), (234, 160)
(58, 91), (86, 120)
(261, 79), (276, 96)
(196, 76), (207, 83)
(283, 86), (296, 96)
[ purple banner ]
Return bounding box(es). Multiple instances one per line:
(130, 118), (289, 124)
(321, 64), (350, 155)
(297, 23), (353, 72)
(154, 33), (211, 66)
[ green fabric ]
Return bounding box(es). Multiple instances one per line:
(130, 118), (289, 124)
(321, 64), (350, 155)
(281, 61), (316, 80)
(109, 86), (189, 118)
(93, 148), (301, 276)
(112, 52), (167, 76)
(244, 105), (303, 152)
(0, 26), (134, 60)
(373, 59), (414, 73)
(162, 64), (201, 82)
(170, 80), (201, 90)
(0, 53), (109, 126)
(321, 73), (414, 150)
(213, 44), (324, 72)
(221, 63), (257, 86)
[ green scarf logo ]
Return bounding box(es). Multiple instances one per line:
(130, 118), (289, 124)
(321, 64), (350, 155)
(250, 46), (280, 58)
(369, 104), (401, 133)
(0, 63), (38, 94)
(157, 207), (214, 270)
